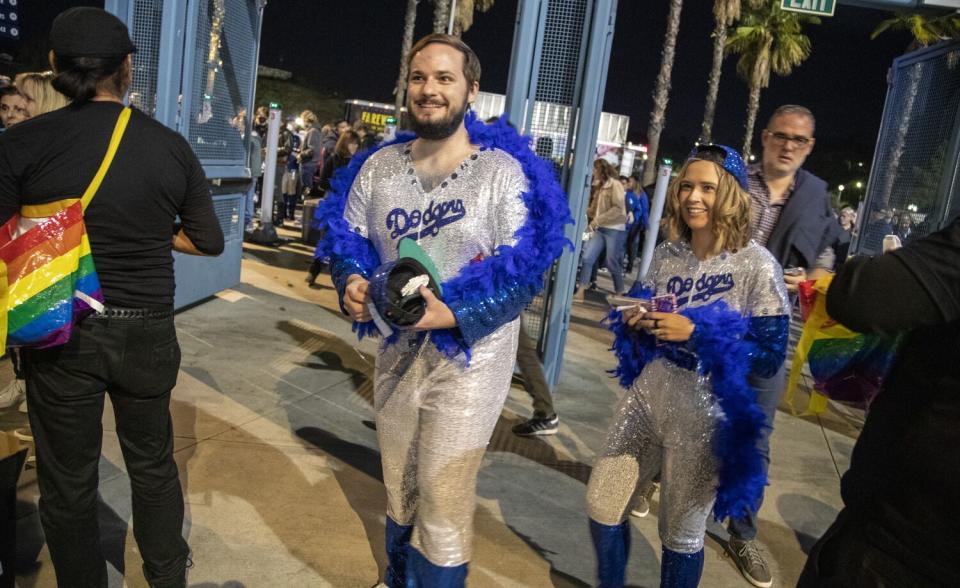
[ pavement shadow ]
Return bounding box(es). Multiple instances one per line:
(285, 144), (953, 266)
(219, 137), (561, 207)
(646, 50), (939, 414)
(170, 399), (385, 584)
(777, 493), (838, 555)
(295, 426), (388, 581)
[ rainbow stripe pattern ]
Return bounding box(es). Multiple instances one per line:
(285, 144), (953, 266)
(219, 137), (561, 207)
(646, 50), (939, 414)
(0, 107), (130, 353)
(0, 200), (104, 349)
(786, 274), (903, 414)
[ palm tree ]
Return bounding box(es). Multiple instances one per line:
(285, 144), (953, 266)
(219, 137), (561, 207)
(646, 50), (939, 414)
(700, 0), (741, 144)
(642, 0), (684, 186)
(433, 0), (451, 34)
(727, 0), (818, 159)
(871, 12), (960, 207)
(451, 0), (496, 37)
(395, 0), (419, 121)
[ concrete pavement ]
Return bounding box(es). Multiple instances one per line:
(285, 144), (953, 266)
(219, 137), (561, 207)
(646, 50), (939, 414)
(3, 230), (862, 587)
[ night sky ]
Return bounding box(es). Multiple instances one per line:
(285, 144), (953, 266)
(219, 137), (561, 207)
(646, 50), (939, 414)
(7, 1), (914, 181)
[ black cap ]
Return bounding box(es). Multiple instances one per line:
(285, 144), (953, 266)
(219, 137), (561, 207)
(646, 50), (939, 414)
(50, 8), (137, 58)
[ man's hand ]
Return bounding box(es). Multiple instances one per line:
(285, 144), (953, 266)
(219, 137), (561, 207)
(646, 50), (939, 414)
(785, 267), (831, 293)
(412, 286), (457, 331)
(784, 268), (807, 293)
(344, 275), (372, 322)
(629, 310), (695, 342)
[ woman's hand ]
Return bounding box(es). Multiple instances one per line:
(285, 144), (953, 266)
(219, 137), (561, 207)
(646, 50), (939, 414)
(629, 310), (695, 342)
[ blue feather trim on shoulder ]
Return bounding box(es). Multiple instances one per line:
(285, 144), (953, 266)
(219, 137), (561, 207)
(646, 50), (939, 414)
(316, 112), (573, 357)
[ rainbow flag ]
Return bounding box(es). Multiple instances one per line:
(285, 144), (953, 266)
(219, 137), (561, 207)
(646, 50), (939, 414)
(786, 275), (902, 414)
(0, 199), (105, 351)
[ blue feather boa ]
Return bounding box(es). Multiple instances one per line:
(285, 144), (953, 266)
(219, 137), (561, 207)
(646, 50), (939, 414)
(605, 286), (767, 521)
(315, 111), (573, 360)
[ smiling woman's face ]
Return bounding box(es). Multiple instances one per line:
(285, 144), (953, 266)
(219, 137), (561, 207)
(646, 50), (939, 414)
(677, 160), (720, 234)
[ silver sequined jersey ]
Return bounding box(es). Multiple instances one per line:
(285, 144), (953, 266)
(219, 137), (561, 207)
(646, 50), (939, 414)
(345, 141), (531, 566)
(343, 141), (529, 281)
(642, 240), (789, 317)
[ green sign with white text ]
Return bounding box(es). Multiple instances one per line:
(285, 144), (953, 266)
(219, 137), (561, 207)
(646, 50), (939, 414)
(780, 0), (835, 17)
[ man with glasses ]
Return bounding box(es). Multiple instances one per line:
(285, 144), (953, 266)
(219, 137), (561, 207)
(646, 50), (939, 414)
(725, 104), (841, 587)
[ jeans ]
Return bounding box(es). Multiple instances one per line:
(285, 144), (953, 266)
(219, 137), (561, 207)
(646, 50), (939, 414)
(516, 323), (554, 417)
(625, 223), (644, 271)
(580, 228), (627, 294)
(22, 312), (190, 588)
(727, 363), (786, 541)
(282, 194), (299, 220)
(301, 163), (318, 195)
(244, 185), (256, 228)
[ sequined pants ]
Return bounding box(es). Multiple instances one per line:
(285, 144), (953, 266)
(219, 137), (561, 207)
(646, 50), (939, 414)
(375, 322), (520, 567)
(587, 358), (719, 554)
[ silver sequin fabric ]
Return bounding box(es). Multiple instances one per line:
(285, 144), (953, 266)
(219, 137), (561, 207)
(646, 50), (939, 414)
(344, 141), (528, 566)
(587, 240), (788, 553)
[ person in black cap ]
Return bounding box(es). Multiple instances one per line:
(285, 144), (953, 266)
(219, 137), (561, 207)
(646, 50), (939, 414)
(0, 7), (223, 587)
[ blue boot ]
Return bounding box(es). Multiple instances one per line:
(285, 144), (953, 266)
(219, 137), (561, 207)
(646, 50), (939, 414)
(589, 519), (631, 588)
(406, 547), (467, 587)
(384, 518), (413, 588)
(660, 547), (704, 588)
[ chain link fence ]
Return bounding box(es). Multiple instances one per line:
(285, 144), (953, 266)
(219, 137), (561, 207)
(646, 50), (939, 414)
(855, 42), (960, 255)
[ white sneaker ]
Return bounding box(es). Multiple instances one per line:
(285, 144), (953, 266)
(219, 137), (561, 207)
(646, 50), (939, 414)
(0, 378), (25, 409)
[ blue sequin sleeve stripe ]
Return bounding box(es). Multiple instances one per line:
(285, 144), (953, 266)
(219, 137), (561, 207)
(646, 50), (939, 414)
(330, 244), (377, 312)
(745, 315), (790, 378)
(447, 279), (539, 349)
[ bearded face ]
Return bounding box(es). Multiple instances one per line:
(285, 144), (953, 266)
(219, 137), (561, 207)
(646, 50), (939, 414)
(406, 43), (478, 141)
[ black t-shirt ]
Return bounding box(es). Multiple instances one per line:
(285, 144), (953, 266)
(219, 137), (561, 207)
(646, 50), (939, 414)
(0, 101), (224, 309)
(826, 218), (960, 582)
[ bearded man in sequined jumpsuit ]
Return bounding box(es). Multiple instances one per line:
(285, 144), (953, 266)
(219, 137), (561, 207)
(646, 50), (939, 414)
(315, 34), (570, 587)
(585, 145), (790, 587)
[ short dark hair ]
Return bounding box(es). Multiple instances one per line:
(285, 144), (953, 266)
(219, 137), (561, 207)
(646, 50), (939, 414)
(407, 33), (481, 88)
(0, 86), (21, 99)
(768, 104), (816, 134)
(51, 53), (126, 104)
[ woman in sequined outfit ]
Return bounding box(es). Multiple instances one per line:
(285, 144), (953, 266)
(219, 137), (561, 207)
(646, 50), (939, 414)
(585, 145), (790, 587)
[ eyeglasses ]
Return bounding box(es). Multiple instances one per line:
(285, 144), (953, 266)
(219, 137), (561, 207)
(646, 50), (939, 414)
(764, 130), (812, 147)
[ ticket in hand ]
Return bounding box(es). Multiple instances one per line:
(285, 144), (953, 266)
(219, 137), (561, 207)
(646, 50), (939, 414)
(651, 293), (677, 313)
(605, 294), (652, 312)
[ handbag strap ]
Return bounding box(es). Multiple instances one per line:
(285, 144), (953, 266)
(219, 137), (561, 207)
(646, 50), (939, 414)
(19, 107), (132, 218)
(81, 106), (132, 211)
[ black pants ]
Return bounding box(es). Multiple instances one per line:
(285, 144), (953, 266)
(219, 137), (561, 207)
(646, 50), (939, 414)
(625, 224), (644, 271)
(282, 193), (299, 220)
(23, 313), (189, 588)
(798, 508), (949, 587)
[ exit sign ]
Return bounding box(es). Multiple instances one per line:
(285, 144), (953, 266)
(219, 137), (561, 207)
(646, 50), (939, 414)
(781, 0), (835, 17)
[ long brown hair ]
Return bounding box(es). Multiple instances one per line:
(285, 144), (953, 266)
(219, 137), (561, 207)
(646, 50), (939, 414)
(334, 130), (360, 159)
(663, 158), (752, 255)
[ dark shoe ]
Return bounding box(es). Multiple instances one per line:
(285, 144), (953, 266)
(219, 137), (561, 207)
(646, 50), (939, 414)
(305, 272), (318, 285)
(727, 538), (772, 588)
(512, 414), (559, 436)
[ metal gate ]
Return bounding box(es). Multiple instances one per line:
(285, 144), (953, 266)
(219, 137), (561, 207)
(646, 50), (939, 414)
(853, 41), (960, 255)
(505, 0), (618, 387)
(106, 0), (264, 308)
